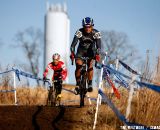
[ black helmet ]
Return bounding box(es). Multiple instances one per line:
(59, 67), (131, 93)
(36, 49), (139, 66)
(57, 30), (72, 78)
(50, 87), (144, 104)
(82, 17), (94, 27)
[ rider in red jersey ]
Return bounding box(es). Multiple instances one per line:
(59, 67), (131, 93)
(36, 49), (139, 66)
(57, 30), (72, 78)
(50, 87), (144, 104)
(43, 53), (67, 97)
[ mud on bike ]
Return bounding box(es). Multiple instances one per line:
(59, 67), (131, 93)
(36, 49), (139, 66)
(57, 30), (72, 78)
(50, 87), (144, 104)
(44, 78), (62, 106)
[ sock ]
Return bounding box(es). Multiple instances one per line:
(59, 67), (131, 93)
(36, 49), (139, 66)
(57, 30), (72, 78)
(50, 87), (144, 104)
(88, 80), (92, 85)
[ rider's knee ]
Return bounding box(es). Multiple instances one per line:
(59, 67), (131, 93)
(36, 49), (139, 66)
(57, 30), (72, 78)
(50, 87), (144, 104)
(87, 59), (94, 66)
(76, 64), (82, 70)
(87, 67), (93, 72)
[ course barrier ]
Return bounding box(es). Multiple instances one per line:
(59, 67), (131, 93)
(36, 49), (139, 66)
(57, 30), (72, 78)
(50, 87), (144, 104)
(0, 70), (17, 105)
(93, 55), (160, 130)
(103, 64), (160, 93)
(99, 89), (151, 130)
(0, 58), (159, 130)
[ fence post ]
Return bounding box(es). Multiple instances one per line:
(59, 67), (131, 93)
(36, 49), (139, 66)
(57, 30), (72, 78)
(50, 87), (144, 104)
(115, 58), (119, 71)
(93, 53), (106, 130)
(13, 71), (17, 105)
(126, 75), (136, 120)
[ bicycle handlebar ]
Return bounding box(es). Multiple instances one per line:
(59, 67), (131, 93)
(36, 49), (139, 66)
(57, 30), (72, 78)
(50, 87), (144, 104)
(70, 51), (108, 68)
(43, 78), (51, 86)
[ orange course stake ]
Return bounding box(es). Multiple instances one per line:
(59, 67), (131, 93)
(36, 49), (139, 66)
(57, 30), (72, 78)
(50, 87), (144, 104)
(106, 75), (120, 99)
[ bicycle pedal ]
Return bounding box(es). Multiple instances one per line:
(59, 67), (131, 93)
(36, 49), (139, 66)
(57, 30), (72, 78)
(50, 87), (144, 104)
(74, 87), (80, 95)
(74, 90), (79, 95)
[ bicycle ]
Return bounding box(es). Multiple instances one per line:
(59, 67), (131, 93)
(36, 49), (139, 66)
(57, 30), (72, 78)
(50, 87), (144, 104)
(72, 57), (91, 107)
(44, 78), (62, 106)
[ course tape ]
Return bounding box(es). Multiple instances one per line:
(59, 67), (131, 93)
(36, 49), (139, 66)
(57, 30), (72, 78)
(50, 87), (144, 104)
(0, 89), (16, 93)
(0, 68), (76, 95)
(103, 65), (160, 93)
(103, 67), (129, 88)
(104, 65), (132, 80)
(98, 89), (151, 130)
(62, 88), (75, 94)
(119, 60), (153, 82)
(12, 68), (51, 87)
(119, 60), (139, 75)
(114, 73), (129, 88)
(0, 70), (13, 75)
(137, 81), (160, 93)
(12, 68), (40, 81)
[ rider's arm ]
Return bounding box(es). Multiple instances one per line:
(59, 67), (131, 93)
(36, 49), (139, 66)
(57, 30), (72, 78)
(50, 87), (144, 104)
(43, 64), (51, 78)
(70, 30), (82, 53)
(95, 38), (101, 53)
(93, 30), (101, 53)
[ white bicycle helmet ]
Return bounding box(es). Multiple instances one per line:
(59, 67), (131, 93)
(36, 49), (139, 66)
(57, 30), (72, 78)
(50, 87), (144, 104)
(52, 53), (60, 61)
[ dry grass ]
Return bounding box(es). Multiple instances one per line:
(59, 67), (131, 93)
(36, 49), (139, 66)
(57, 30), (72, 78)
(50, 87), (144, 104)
(0, 73), (14, 104)
(0, 86), (15, 104)
(0, 86), (48, 105)
(130, 88), (160, 126)
(0, 83), (160, 129)
(16, 87), (48, 105)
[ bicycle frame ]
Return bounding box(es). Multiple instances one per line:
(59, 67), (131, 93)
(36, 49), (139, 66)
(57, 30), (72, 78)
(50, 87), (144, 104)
(46, 79), (62, 106)
(79, 57), (90, 107)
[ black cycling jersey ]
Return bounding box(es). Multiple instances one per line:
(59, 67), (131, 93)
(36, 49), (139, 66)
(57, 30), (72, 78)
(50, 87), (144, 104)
(70, 28), (101, 58)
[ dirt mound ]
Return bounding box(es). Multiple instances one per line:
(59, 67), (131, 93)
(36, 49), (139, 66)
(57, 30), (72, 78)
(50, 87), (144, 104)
(0, 105), (122, 130)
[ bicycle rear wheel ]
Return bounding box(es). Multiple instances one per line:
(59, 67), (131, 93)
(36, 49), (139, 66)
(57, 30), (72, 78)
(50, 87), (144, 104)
(47, 86), (55, 106)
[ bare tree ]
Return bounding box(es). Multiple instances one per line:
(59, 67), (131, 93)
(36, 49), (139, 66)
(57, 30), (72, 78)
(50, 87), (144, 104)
(151, 55), (160, 84)
(14, 27), (43, 86)
(139, 50), (153, 82)
(101, 30), (139, 63)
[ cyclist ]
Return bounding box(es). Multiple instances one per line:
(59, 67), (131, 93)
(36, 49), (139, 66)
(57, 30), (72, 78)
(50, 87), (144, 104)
(43, 53), (67, 99)
(70, 17), (101, 94)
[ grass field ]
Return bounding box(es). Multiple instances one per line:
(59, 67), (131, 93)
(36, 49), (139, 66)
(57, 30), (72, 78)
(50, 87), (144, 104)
(0, 83), (160, 130)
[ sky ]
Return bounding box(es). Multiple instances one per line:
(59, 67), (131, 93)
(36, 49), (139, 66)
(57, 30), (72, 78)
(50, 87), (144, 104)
(0, 0), (160, 83)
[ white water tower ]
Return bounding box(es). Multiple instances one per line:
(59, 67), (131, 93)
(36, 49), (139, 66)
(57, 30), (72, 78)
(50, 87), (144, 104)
(44, 2), (70, 82)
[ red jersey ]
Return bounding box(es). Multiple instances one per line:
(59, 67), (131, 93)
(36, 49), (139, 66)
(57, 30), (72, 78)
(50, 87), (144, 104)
(43, 61), (67, 81)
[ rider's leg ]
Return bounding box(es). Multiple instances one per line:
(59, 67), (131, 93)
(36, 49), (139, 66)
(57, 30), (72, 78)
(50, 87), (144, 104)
(75, 59), (83, 94)
(87, 59), (94, 92)
(75, 59), (83, 85)
(54, 82), (62, 101)
(54, 81), (62, 94)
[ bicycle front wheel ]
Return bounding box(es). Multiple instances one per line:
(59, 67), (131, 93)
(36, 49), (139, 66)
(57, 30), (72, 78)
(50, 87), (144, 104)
(47, 86), (55, 106)
(79, 77), (87, 107)
(80, 89), (85, 107)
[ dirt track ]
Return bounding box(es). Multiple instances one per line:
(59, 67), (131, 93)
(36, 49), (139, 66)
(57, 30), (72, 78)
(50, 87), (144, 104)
(0, 105), (122, 130)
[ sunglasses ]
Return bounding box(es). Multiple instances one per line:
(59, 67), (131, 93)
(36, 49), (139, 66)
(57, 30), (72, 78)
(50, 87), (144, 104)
(84, 25), (92, 28)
